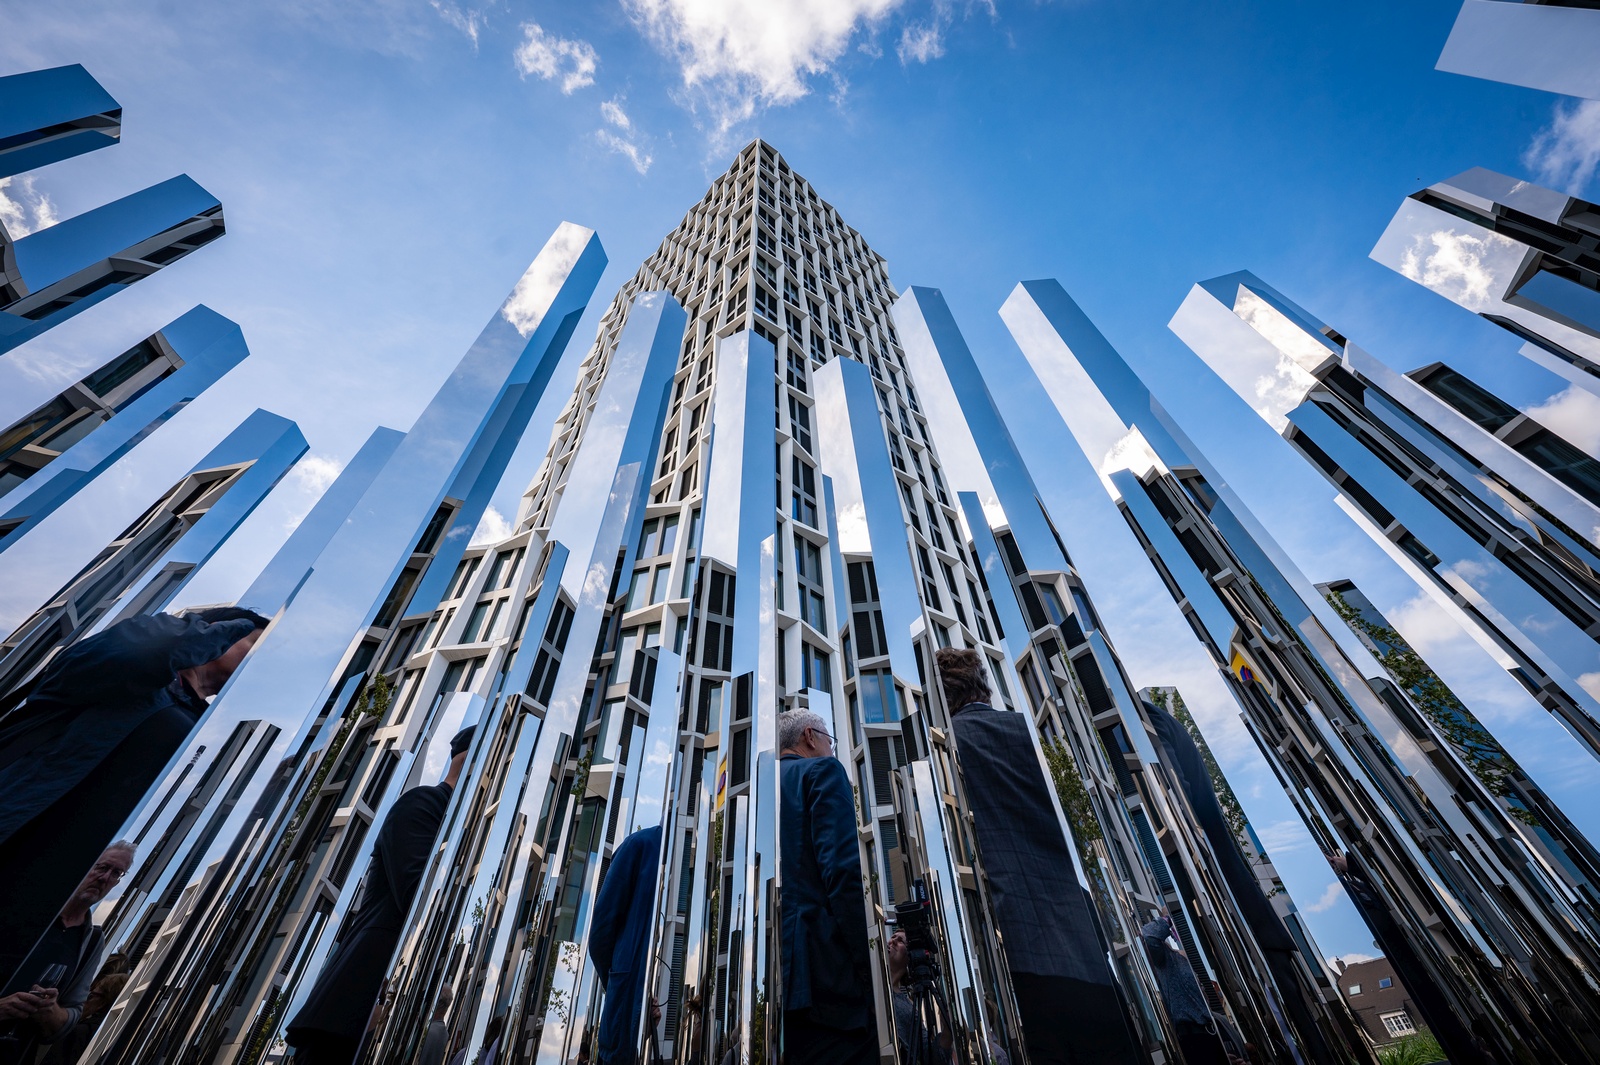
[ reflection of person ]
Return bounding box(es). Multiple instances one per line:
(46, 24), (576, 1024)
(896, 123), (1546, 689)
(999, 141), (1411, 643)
(0, 843), (131, 1065)
(1139, 916), (1227, 1065)
(40, 951), (131, 1065)
(588, 824), (662, 1065)
(886, 927), (949, 1064)
(0, 607), (265, 983)
(417, 986), (453, 1065)
(286, 725), (474, 1065)
(1326, 851), (1479, 1063)
(935, 648), (1139, 1065)
(1211, 1009), (1249, 1065)
(777, 709), (874, 1065)
(1142, 699), (1342, 1065)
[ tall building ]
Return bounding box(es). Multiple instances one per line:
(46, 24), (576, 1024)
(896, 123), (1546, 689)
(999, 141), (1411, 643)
(1371, 168), (1600, 396)
(999, 277), (1600, 1063)
(1170, 269), (1600, 762)
(1436, 0), (1600, 101)
(0, 306), (251, 546)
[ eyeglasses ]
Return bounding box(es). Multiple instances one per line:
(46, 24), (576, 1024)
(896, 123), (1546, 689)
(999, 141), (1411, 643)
(89, 863), (127, 882)
(805, 726), (834, 743)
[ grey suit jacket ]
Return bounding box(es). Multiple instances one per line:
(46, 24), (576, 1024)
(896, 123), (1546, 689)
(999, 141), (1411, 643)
(949, 703), (1109, 985)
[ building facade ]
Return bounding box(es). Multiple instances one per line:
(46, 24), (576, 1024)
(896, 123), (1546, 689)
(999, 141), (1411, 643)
(1333, 956), (1422, 1048)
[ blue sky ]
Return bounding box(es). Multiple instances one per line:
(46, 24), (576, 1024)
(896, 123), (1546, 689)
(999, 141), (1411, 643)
(3, 0), (1598, 962)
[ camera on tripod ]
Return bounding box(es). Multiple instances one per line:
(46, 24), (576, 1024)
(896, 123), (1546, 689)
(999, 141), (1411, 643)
(894, 880), (941, 990)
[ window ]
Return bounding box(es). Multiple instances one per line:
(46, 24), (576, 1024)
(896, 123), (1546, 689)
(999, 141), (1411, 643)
(801, 644), (832, 692)
(485, 548), (520, 591)
(787, 349), (809, 392)
(788, 396), (813, 454)
(1380, 1011), (1414, 1037)
(447, 557), (481, 600)
(916, 545), (942, 610)
(794, 534), (827, 632)
(857, 668), (900, 723)
(791, 457), (818, 527)
(650, 565), (672, 604)
(1346, 984), (1361, 996)
(1378, 977), (1393, 990)
(461, 598), (503, 643)
(626, 568), (650, 611)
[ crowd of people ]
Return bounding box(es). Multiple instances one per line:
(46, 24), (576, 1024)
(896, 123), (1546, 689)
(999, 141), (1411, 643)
(0, 609), (1339, 1064)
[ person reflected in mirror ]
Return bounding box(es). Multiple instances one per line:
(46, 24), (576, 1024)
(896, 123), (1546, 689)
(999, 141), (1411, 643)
(886, 925), (950, 1064)
(285, 724), (475, 1065)
(0, 607), (266, 984)
(1325, 850), (1481, 1063)
(777, 709), (875, 1065)
(0, 842), (131, 1065)
(1138, 914), (1228, 1065)
(39, 950), (130, 1065)
(587, 823), (663, 1065)
(935, 648), (1140, 1065)
(417, 986), (454, 1065)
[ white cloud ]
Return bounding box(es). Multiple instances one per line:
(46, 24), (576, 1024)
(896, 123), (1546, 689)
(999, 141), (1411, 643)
(1255, 819), (1311, 856)
(597, 129), (654, 175)
(280, 453), (345, 529)
(595, 98), (654, 174)
(513, 22), (599, 94)
(429, 0), (484, 47)
(623, 0), (905, 138)
(470, 504), (513, 546)
(1334, 952), (1378, 967)
(0, 175), (58, 238)
(1523, 99), (1600, 198)
(500, 221), (595, 337)
(1526, 384), (1600, 457)
(1397, 228), (1521, 312)
(1304, 880), (1346, 914)
(897, 20), (944, 63)
(600, 99), (634, 131)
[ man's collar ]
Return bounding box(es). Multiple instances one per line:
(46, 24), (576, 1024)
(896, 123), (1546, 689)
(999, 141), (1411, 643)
(951, 701), (994, 716)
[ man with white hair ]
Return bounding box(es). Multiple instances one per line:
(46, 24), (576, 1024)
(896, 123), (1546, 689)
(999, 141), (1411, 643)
(777, 708), (874, 1064)
(0, 841), (130, 1063)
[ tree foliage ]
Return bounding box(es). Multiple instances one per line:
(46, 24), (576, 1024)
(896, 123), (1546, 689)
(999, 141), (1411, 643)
(1324, 591), (1536, 826)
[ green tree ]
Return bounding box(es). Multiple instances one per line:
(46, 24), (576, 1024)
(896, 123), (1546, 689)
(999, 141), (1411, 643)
(1325, 591), (1536, 826)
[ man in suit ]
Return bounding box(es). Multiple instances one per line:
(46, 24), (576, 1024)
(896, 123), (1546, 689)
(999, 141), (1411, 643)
(777, 709), (875, 1065)
(0, 607), (266, 986)
(588, 823), (663, 1065)
(935, 647), (1140, 1065)
(285, 724), (475, 1065)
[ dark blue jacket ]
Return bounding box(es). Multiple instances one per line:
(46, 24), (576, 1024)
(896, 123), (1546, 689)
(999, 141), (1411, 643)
(589, 824), (663, 1065)
(779, 754), (871, 1030)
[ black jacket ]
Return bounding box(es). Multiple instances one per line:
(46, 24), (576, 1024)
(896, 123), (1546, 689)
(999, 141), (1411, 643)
(0, 613), (253, 983)
(288, 781), (452, 1041)
(948, 703), (1108, 985)
(779, 754), (871, 1030)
